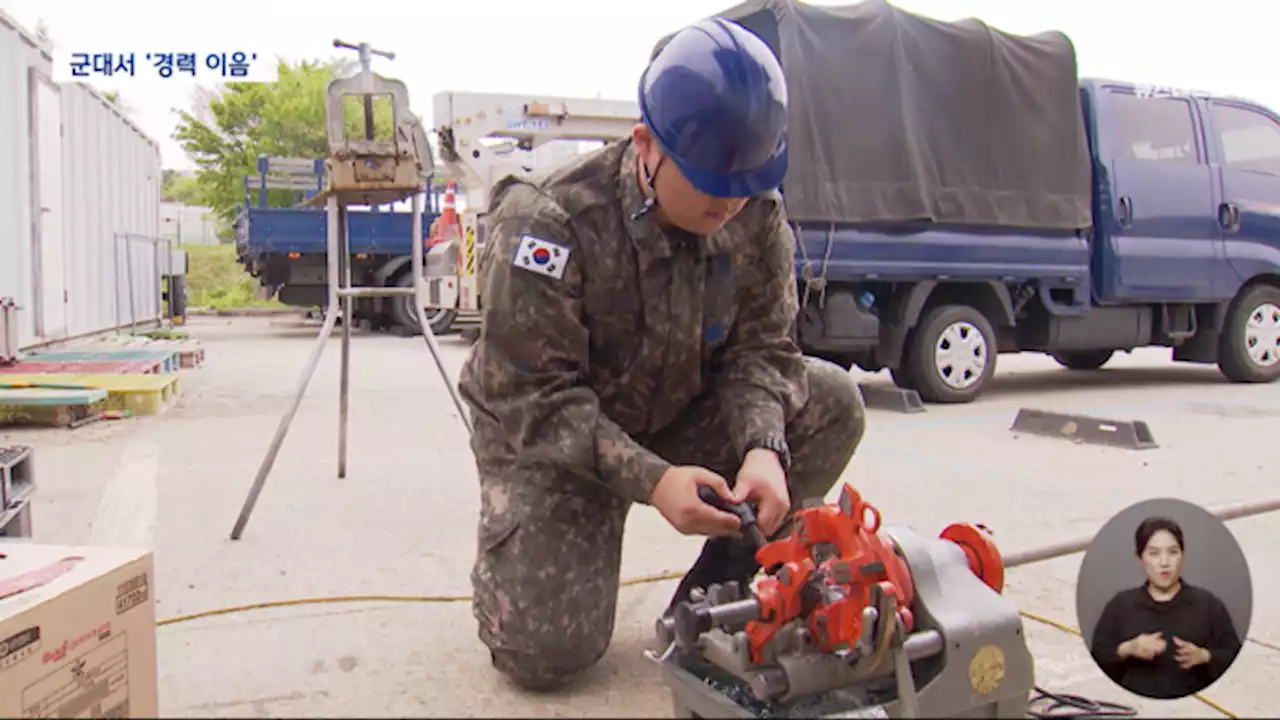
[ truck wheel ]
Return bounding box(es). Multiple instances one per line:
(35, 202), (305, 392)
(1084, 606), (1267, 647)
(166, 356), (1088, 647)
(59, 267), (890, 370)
(1051, 350), (1114, 371)
(889, 366), (917, 390)
(389, 273), (457, 336)
(904, 305), (997, 403)
(889, 345), (918, 390)
(1217, 284), (1280, 383)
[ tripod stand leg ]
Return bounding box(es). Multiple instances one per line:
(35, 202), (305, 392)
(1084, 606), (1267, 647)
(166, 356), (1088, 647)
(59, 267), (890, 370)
(408, 192), (473, 436)
(231, 303), (341, 540)
(413, 303), (473, 435)
(338, 289), (352, 478)
(338, 215), (353, 479)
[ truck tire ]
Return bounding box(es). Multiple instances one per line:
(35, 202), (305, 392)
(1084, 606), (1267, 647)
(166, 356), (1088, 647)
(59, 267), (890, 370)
(1216, 284), (1280, 383)
(889, 352), (917, 390)
(902, 304), (997, 404)
(388, 272), (458, 336)
(1051, 350), (1114, 371)
(889, 366), (917, 390)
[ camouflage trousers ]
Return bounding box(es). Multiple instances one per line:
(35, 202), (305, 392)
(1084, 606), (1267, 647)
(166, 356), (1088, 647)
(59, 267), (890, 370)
(468, 357), (867, 691)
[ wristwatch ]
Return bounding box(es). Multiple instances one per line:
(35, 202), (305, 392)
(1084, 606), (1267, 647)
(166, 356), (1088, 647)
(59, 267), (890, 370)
(744, 434), (792, 473)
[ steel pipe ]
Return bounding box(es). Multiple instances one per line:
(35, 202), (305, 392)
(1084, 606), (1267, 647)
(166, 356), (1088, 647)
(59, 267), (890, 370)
(1003, 496), (1280, 569)
(336, 287), (415, 298)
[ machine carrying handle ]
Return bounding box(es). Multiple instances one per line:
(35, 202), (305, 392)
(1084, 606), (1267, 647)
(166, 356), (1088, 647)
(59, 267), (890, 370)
(860, 503), (882, 533)
(837, 484), (882, 533)
(697, 486), (767, 547)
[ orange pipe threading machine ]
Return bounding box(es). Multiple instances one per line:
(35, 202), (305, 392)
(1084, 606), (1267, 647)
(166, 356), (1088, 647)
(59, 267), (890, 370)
(743, 484), (1003, 665)
(656, 483), (1030, 715)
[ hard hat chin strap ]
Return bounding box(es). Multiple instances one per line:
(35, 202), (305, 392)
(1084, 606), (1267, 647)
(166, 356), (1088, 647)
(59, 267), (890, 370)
(631, 154), (668, 220)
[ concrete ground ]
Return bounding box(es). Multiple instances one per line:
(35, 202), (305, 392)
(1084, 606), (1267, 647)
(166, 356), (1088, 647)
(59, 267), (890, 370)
(3, 314), (1276, 718)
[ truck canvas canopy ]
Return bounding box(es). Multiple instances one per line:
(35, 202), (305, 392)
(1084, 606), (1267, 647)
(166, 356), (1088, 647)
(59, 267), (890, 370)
(657, 0), (1094, 230)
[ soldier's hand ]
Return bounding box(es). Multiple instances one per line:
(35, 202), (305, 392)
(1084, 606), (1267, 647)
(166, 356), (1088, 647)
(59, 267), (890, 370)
(733, 449), (790, 537)
(649, 466), (742, 537)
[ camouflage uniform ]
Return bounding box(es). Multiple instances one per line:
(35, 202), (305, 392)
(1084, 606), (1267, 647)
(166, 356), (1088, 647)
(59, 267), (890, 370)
(456, 140), (867, 690)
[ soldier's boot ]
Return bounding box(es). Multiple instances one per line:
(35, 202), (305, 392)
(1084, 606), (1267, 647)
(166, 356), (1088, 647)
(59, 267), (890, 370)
(664, 535), (761, 616)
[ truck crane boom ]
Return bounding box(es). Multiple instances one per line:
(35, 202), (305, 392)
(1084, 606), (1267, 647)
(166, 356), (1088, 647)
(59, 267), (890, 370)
(431, 90), (640, 211)
(421, 91), (640, 336)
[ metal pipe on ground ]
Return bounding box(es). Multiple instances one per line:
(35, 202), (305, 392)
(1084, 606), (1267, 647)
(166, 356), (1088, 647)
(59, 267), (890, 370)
(1003, 496), (1280, 569)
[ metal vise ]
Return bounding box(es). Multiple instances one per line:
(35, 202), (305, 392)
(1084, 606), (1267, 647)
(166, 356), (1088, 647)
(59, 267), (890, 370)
(653, 524), (1035, 718)
(322, 39), (433, 204)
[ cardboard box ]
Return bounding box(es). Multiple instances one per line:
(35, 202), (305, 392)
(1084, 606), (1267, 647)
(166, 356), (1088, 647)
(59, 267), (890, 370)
(0, 544), (157, 718)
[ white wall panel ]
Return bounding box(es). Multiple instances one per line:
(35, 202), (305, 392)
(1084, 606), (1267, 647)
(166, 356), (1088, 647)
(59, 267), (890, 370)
(61, 84), (163, 338)
(0, 10), (164, 349)
(0, 12), (39, 347)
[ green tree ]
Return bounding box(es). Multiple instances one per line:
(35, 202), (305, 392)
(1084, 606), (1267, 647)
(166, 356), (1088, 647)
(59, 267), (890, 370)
(161, 170), (205, 205)
(173, 58), (398, 224)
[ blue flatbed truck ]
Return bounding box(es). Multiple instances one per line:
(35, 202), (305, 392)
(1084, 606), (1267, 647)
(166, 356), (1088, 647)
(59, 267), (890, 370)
(233, 157), (457, 334)
(707, 0), (1280, 403)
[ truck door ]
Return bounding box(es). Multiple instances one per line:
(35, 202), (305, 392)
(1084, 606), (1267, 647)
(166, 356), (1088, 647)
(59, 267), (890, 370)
(1096, 88), (1221, 302)
(1202, 99), (1280, 287)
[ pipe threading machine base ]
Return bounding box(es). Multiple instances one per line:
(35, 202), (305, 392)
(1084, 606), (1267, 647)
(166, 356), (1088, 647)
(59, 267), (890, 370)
(653, 484), (1034, 719)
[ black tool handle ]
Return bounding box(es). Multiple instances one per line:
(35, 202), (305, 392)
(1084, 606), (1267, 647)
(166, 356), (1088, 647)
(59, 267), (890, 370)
(697, 486), (767, 547)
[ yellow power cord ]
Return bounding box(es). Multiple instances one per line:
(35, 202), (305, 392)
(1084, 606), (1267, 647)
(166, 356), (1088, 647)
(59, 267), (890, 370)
(157, 570), (1237, 718)
(153, 569), (687, 627)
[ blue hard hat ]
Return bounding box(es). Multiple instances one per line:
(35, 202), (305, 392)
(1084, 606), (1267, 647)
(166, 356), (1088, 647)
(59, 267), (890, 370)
(639, 17), (788, 198)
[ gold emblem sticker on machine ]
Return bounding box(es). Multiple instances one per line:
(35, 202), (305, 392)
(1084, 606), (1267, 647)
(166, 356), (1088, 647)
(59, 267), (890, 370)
(968, 644), (1006, 695)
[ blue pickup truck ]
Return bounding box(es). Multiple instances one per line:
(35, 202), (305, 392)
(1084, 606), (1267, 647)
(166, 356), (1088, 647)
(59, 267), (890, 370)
(708, 0), (1280, 403)
(232, 158), (455, 333)
(794, 78), (1280, 403)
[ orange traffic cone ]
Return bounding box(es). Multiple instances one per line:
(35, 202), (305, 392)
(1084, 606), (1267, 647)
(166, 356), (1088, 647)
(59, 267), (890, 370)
(440, 182), (459, 226)
(438, 182), (464, 272)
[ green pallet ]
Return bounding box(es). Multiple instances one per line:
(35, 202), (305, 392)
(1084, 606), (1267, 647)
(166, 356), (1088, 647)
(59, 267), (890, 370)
(0, 375), (179, 416)
(0, 386), (109, 427)
(28, 349), (180, 373)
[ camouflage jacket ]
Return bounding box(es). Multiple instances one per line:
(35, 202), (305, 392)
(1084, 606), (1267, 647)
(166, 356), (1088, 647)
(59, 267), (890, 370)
(457, 140), (810, 503)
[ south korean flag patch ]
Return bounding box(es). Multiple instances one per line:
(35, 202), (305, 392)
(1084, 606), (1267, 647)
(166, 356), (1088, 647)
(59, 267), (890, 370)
(512, 235), (571, 280)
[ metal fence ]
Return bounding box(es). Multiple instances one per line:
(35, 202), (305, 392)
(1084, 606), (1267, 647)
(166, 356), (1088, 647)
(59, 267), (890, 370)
(160, 202), (222, 246)
(113, 233), (173, 335)
(0, 10), (165, 350)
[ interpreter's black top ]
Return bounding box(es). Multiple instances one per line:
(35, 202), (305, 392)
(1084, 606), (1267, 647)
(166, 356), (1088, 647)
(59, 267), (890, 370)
(1089, 582), (1242, 699)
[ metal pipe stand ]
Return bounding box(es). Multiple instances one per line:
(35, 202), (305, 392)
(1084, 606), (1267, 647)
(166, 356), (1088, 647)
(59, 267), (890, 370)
(229, 39), (472, 541)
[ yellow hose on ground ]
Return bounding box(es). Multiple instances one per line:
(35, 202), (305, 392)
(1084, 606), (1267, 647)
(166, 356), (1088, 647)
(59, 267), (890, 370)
(157, 569), (1236, 718)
